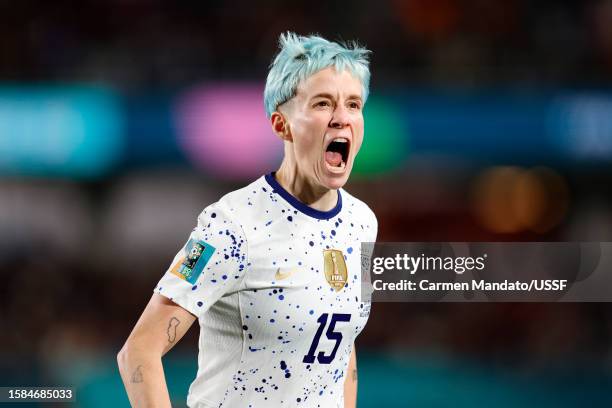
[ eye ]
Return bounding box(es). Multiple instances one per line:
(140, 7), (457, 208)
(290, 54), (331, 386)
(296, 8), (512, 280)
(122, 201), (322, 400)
(315, 100), (331, 107)
(348, 101), (362, 110)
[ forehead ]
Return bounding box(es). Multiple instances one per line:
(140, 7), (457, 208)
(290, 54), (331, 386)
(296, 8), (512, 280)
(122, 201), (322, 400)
(295, 67), (363, 99)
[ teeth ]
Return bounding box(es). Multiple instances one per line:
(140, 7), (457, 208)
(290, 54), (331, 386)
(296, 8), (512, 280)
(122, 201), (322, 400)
(332, 138), (348, 143)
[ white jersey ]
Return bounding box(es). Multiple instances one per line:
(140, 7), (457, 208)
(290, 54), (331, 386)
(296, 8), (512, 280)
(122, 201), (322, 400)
(155, 173), (377, 408)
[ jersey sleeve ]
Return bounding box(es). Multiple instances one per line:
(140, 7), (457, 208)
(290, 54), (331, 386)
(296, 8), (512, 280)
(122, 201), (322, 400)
(154, 203), (248, 318)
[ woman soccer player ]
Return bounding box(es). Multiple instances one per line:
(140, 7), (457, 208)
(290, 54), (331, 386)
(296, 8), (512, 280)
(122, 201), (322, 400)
(118, 32), (377, 408)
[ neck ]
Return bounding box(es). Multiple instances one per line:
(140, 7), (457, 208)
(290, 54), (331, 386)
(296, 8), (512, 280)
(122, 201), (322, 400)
(275, 160), (338, 212)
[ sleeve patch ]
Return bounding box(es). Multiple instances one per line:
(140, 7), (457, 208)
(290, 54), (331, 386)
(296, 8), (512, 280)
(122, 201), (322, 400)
(170, 239), (216, 284)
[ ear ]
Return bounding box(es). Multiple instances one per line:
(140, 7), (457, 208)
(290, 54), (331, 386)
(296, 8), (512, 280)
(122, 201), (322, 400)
(270, 111), (292, 142)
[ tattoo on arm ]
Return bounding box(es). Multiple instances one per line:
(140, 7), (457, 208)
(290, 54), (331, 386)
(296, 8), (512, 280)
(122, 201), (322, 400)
(352, 369), (357, 382)
(131, 365), (144, 383)
(167, 317), (180, 343)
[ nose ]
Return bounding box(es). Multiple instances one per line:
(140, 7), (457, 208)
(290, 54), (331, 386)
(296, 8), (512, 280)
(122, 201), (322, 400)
(329, 105), (349, 129)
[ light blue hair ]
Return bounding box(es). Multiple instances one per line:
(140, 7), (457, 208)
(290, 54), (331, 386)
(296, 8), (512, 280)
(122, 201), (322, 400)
(264, 32), (371, 119)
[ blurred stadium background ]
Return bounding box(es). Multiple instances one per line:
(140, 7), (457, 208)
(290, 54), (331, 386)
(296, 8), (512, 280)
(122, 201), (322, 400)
(2, 1), (612, 407)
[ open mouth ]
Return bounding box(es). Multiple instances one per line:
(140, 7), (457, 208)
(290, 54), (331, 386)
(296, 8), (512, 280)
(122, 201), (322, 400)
(324, 138), (349, 169)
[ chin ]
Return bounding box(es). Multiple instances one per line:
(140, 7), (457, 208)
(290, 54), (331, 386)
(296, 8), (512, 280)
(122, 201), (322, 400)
(322, 171), (351, 190)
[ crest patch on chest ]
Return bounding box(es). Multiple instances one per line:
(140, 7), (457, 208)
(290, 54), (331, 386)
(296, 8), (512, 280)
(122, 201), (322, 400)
(323, 249), (348, 291)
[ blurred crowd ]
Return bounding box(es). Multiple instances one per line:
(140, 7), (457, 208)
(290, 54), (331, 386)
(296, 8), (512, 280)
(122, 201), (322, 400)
(1, 0), (612, 88)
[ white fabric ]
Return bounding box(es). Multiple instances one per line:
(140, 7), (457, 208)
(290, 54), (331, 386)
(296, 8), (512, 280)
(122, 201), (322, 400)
(155, 174), (377, 407)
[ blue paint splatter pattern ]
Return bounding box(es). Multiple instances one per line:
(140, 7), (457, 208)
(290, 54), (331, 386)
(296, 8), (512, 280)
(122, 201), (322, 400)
(154, 174), (377, 407)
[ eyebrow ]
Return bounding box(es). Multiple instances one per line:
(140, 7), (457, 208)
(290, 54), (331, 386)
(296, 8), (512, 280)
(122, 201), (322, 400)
(309, 93), (363, 102)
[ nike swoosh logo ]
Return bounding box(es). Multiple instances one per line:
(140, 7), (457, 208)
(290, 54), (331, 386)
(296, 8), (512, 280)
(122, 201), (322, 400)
(275, 267), (302, 280)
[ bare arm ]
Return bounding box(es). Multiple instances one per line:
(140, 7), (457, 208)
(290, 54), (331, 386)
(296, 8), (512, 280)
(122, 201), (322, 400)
(344, 344), (358, 408)
(117, 293), (197, 407)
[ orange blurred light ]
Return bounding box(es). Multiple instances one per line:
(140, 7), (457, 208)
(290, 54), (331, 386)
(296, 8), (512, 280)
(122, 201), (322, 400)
(472, 166), (570, 234)
(472, 166), (524, 233)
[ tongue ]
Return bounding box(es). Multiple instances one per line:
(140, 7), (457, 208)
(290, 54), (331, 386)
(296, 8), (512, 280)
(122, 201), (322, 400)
(325, 151), (342, 167)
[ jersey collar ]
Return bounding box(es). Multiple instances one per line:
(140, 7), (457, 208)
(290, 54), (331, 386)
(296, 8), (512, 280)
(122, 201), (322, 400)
(264, 172), (342, 220)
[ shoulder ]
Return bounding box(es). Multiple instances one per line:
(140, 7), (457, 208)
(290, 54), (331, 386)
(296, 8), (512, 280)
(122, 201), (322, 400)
(199, 176), (266, 225)
(340, 188), (377, 224)
(339, 188), (378, 240)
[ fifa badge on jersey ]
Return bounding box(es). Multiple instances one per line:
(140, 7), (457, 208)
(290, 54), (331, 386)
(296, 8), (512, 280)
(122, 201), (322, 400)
(323, 249), (348, 292)
(170, 239), (215, 284)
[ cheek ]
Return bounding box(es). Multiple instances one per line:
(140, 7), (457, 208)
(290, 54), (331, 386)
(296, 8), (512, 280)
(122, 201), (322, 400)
(353, 137), (363, 156)
(295, 137), (319, 158)
(292, 117), (327, 156)
(352, 120), (364, 154)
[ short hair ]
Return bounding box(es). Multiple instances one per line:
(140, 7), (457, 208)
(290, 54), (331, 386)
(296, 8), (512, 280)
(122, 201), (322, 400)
(264, 32), (371, 119)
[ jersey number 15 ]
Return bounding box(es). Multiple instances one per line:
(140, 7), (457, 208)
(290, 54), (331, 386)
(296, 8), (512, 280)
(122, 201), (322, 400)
(302, 313), (351, 364)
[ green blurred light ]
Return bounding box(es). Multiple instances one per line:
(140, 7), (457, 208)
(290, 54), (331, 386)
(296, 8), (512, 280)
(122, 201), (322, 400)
(353, 96), (409, 177)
